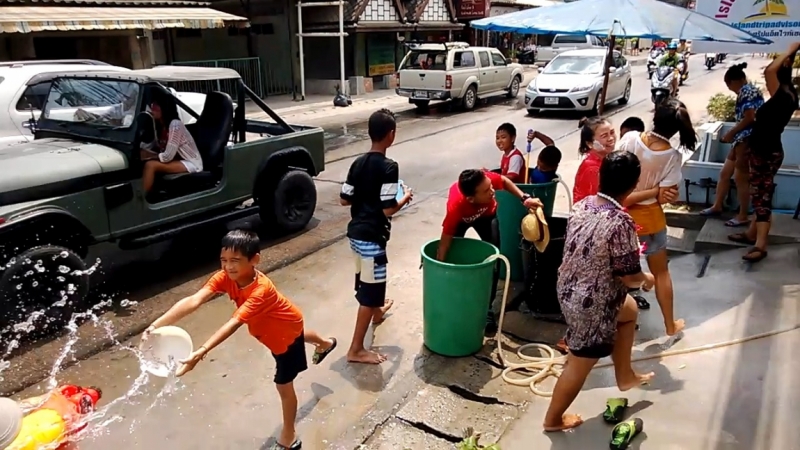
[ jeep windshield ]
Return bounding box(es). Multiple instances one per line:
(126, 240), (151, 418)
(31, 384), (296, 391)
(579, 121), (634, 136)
(542, 55), (603, 75)
(400, 50), (448, 70)
(42, 78), (140, 129)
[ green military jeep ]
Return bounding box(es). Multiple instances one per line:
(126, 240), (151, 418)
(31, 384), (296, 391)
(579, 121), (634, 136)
(0, 66), (324, 328)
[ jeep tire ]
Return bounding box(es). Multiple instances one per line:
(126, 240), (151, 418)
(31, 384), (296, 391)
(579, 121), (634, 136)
(259, 170), (317, 234)
(0, 245), (89, 331)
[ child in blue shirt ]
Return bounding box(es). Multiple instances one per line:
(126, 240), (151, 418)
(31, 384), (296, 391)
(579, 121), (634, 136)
(529, 145), (562, 184)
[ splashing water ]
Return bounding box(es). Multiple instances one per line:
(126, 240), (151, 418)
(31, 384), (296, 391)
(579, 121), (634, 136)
(0, 257), (184, 448)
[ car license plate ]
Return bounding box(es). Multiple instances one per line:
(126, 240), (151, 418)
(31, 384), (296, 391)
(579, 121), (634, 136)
(544, 97), (559, 105)
(414, 91), (428, 99)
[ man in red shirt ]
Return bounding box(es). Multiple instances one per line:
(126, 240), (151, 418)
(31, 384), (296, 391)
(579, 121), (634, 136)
(437, 169), (543, 332)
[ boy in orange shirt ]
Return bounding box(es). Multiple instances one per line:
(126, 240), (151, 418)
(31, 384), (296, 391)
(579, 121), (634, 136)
(144, 229), (337, 450)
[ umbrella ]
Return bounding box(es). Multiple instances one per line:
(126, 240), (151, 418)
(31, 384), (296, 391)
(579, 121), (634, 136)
(470, 0), (772, 45)
(471, 0), (771, 113)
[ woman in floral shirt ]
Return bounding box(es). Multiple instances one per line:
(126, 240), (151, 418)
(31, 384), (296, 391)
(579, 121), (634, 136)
(701, 63), (764, 226)
(544, 151), (656, 432)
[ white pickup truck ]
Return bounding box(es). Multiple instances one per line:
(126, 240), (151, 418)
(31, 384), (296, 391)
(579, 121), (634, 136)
(395, 42), (524, 111)
(535, 34), (606, 66)
(0, 60), (207, 147)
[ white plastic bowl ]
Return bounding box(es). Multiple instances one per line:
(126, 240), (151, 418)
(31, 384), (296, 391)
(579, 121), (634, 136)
(138, 326), (193, 378)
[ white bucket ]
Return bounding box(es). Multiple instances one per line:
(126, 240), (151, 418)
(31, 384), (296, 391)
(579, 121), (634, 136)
(138, 326), (193, 378)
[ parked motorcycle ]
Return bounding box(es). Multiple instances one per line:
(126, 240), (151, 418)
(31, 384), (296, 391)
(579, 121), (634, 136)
(717, 53), (727, 63)
(647, 48), (663, 79)
(705, 53), (716, 69)
(651, 66), (676, 105)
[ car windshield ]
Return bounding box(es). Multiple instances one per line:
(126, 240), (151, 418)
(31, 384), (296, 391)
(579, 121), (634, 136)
(42, 78), (140, 128)
(543, 55), (603, 75)
(400, 50), (448, 70)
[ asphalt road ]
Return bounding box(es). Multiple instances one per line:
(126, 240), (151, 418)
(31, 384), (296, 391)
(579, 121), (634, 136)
(1, 54), (739, 449)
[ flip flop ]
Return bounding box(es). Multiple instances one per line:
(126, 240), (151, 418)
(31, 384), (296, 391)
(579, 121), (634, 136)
(603, 398), (629, 424)
(728, 233), (756, 245)
(312, 338), (337, 365)
(699, 208), (722, 217)
(270, 439), (302, 450)
(725, 217), (749, 227)
(742, 247), (768, 263)
(610, 418), (644, 450)
(632, 294), (650, 310)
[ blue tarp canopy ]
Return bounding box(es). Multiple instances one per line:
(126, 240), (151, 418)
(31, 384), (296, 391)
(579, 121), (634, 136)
(470, 0), (771, 44)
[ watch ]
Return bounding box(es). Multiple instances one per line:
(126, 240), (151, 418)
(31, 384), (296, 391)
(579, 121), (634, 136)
(520, 193), (532, 204)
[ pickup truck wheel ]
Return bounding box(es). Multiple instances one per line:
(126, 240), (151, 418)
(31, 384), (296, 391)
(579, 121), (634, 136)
(260, 170), (317, 233)
(0, 245), (89, 332)
(506, 76), (521, 98)
(461, 85), (477, 110)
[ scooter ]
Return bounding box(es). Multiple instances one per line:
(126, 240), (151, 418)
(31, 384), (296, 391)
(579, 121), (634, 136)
(717, 53), (727, 63)
(646, 47), (663, 79)
(651, 66), (676, 105)
(705, 53), (717, 69)
(677, 55), (689, 85)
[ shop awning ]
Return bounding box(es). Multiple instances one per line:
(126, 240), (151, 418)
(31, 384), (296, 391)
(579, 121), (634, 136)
(0, 6), (249, 33)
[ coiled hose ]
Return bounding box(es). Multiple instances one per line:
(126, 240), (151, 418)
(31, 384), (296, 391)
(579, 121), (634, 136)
(487, 253), (800, 397)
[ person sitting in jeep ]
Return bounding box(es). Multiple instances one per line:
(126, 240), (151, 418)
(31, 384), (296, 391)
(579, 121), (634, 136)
(138, 91), (203, 194)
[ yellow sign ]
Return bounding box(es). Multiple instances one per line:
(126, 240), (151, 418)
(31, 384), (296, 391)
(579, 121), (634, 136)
(744, 0), (789, 22)
(369, 63), (396, 76)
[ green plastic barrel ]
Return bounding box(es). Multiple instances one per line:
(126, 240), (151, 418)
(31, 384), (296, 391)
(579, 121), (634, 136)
(421, 238), (499, 357)
(495, 179), (558, 282)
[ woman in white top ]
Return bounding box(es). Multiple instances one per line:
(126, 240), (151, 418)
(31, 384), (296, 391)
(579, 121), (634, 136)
(617, 99), (697, 338)
(139, 93), (203, 194)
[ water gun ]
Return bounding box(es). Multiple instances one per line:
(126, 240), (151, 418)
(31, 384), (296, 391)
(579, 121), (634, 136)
(7, 385), (101, 450)
(524, 129), (534, 183)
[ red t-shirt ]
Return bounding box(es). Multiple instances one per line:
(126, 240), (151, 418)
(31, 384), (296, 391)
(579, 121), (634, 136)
(573, 152), (604, 204)
(442, 170), (505, 235)
(500, 148), (525, 183)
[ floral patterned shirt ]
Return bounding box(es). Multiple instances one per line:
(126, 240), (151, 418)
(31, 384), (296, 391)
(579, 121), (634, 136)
(734, 83), (764, 144)
(557, 197), (642, 350)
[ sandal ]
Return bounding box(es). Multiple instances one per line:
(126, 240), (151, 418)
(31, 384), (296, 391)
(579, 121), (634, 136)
(312, 338), (337, 365)
(699, 207), (722, 217)
(742, 247), (768, 263)
(728, 233), (756, 245)
(725, 217), (749, 227)
(610, 418), (644, 450)
(632, 294), (650, 310)
(270, 439), (302, 450)
(603, 397), (629, 424)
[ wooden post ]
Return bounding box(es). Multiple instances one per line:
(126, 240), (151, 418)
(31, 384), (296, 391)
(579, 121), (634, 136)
(598, 34), (615, 116)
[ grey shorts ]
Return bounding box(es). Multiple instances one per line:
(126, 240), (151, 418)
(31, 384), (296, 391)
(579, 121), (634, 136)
(639, 229), (668, 256)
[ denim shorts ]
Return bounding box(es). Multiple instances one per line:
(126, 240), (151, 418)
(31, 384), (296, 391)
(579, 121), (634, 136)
(639, 229), (668, 256)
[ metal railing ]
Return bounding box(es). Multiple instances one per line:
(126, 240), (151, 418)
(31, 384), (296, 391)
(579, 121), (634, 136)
(172, 57), (265, 98)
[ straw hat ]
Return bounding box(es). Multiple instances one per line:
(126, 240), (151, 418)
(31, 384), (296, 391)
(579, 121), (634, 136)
(521, 207), (550, 253)
(0, 397), (23, 449)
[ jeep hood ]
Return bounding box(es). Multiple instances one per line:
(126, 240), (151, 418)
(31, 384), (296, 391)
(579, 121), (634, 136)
(0, 138), (128, 195)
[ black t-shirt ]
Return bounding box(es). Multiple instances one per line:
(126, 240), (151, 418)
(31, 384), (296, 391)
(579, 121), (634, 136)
(750, 85), (797, 154)
(340, 152), (399, 247)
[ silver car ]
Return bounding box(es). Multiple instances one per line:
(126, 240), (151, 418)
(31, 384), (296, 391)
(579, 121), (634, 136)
(525, 48), (632, 114)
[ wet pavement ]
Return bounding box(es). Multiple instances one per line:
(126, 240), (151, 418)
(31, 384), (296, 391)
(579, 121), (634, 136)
(1, 55), (766, 449)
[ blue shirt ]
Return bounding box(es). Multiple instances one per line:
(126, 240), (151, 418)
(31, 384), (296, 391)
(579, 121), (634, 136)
(530, 167), (558, 184)
(734, 83), (765, 144)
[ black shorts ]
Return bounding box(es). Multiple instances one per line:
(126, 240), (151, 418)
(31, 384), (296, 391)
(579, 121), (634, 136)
(568, 342), (614, 359)
(272, 332), (308, 385)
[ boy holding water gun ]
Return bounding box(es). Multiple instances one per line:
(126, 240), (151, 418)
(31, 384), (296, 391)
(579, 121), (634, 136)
(144, 229), (337, 450)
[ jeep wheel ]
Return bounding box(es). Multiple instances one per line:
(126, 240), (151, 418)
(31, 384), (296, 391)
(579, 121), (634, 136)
(0, 245), (89, 332)
(260, 170), (317, 233)
(461, 85), (477, 110)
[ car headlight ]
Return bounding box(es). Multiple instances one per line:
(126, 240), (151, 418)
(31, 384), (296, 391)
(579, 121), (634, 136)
(570, 84), (594, 93)
(527, 82), (537, 93)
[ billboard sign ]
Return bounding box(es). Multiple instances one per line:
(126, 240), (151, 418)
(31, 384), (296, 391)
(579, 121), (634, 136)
(694, 0), (798, 52)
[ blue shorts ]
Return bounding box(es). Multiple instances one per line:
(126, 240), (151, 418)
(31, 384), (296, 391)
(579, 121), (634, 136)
(639, 229), (668, 256)
(349, 239), (388, 308)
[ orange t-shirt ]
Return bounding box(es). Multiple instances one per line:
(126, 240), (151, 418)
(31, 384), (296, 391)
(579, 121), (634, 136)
(204, 270), (304, 355)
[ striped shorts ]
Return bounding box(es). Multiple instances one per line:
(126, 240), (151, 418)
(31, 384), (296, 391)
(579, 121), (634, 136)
(349, 238), (388, 308)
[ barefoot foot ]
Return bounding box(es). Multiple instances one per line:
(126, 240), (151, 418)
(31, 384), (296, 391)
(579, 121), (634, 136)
(543, 414), (584, 432)
(666, 319), (685, 336)
(347, 349), (387, 364)
(372, 299), (395, 324)
(617, 371), (655, 391)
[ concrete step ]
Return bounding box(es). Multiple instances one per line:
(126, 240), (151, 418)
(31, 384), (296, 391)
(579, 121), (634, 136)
(694, 214), (800, 253)
(667, 226), (700, 256)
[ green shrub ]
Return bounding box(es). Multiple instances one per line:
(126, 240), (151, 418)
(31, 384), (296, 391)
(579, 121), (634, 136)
(706, 93), (736, 122)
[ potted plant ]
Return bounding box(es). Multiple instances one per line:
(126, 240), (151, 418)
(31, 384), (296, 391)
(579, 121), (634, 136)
(706, 93), (736, 122)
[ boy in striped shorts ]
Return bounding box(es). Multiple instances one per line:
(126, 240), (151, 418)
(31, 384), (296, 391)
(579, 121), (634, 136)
(340, 109), (413, 364)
